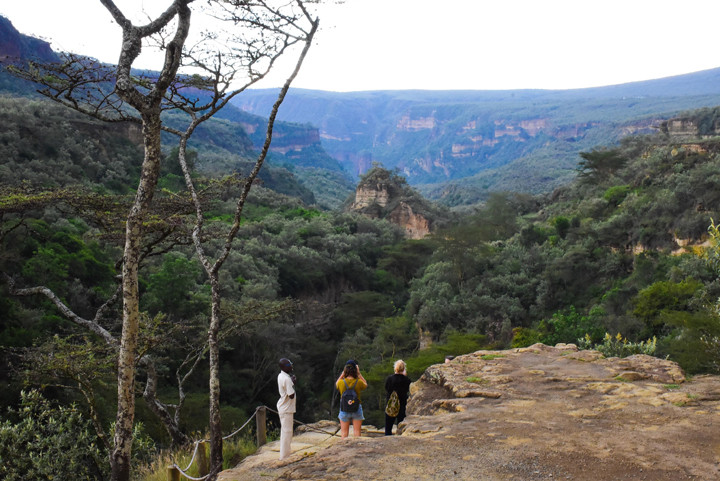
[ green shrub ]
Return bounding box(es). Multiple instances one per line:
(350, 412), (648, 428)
(578, 332), (657, 358)
(551, 216), (571, 239)
(510, 327), (542, 348)
(0, 390), (109, 480)
(540, 306), (605, 346)
(603, 185), (631, 205)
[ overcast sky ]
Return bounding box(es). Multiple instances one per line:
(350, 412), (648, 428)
(3, 0), (720, 92)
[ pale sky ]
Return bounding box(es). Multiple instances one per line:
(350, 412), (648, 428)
(2, 0), (720, 92)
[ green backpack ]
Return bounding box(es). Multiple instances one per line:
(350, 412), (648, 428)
(385, 390), (400, 417)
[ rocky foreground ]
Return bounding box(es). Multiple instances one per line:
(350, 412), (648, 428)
(219, 344), (720, 480)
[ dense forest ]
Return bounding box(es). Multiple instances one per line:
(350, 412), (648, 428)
(4, 90), (720, 477)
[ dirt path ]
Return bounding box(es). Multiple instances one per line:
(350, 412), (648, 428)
(219, 344), (720, 480)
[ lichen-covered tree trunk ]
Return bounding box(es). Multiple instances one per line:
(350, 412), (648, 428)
(111, 111), (164, 481)
(208, 277), (223, 474)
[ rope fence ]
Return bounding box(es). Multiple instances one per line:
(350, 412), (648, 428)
(167, 405), (340, 481)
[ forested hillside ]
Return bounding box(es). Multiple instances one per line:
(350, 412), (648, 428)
(0, 15), (355, 211)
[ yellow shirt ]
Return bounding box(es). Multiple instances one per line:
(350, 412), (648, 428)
(336, 377), (367, 402)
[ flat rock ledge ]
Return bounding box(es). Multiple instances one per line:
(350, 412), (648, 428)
(219, 344), (720, 480)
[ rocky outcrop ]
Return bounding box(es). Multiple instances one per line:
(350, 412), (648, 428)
(665, 118), (700, 138)
(269, 128), (321, 154)
(351, 187), (431, 239)
(397, 114), (436, 131)
(221, 344), (720, 480)
(387, 201), (431, 239)
(351, 183), (390, 209)
(237, 115), (321, 154)
(620, 118), (663, 136)
(662, 110), (720, 139)
(349, 167), (435, 239)
(519, 118), (549, 136)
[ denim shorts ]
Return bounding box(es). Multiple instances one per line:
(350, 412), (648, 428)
(338, 404), (365, 422)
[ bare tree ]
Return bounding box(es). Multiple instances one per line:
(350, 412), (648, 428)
(166, 4), (318, 472)
(6, 1), (321, 479)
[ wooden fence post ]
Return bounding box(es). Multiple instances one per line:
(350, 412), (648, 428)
(167, 466), (180, 481)
(256, 406), (267, 447)
(196, 441), (209, 476)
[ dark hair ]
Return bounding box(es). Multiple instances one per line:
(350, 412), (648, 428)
(343, 363), (358, 378)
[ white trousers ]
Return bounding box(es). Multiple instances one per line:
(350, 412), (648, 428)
(279, 412), (294, 460)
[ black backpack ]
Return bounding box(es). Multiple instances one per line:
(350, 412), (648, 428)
(340, 379), (360, 412)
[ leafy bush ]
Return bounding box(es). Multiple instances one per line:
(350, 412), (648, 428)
(551, 216), (571, 239)
(632, 278), (703, 338)
(510, 327), (542, 348)
(578, 332), (657, 358)
(0, 390), (109, 480)
(603, 185), (631, 205)
(540, 306), (606, 346)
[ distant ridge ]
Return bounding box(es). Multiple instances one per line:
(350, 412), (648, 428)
(234, 68), (720, 205)
(240, 65), (720, 104)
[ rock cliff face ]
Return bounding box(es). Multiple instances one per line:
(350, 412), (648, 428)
(352, 183), (391, 209)
(0, 16), (57, 63)
(665, 118), (701, 138)
(397, 114), (437, 131)
(237, 115), (322, 155)
(349, 168), (434, 239)
(221, 344), (720, 481)
(387, 201), (431, 240)
(662, 110), (720, 139)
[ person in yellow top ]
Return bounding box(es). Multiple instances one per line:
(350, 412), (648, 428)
(336, 359), (367, 438)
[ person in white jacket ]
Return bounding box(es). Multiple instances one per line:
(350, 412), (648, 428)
(277, 358), (296, 460)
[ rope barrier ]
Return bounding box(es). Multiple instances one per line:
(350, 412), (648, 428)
(169, 464), (211, 481)
(170, 441), (210, 481)
(181, 441), (202, 473)
(169, 404), (340, 480)
(222, 406), (261, 441)
(169, 405), (262, 480)
(264, 405), (341, 438)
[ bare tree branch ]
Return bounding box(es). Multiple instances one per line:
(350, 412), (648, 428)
(3, 273), (117, 345)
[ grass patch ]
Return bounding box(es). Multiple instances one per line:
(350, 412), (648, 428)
(466, 376), (488, 384)
(480, 354), (504, 360)
(135, 436), (257, 481)
(663, 384), (681, 390)
(614, 376), (631, 382)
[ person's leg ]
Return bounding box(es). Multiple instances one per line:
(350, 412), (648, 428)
(397, 405), (406, 424)
(339, 419), (350, 438)
(279, 413), (293, 460)
(384, 413), (395, 435)
(352, 418), (362, 437)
